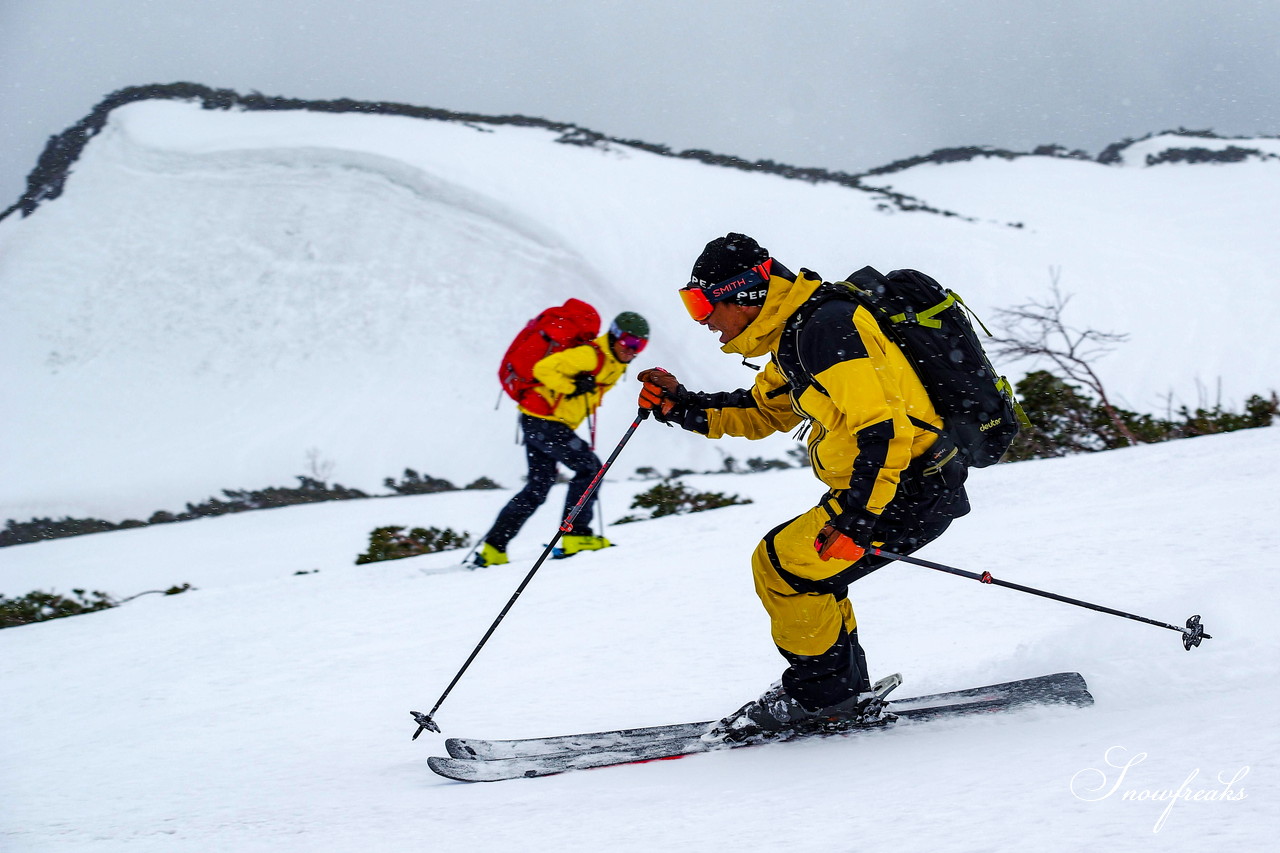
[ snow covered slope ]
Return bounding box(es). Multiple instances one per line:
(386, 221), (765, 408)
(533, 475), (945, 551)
(2, 98), (1278, 521)
(3, 86), (1279, 853)
(2, 424), (1276, 851)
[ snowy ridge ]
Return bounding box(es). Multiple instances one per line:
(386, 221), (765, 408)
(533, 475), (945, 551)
(1103, 131), (1280, 166)
(2, 97), (1279, 520)
(2, 83), (956, 224)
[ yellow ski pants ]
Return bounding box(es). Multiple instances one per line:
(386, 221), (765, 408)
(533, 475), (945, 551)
(750, 497), (860, 658)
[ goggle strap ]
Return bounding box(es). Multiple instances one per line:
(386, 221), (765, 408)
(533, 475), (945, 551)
(680, 258), (773, 321)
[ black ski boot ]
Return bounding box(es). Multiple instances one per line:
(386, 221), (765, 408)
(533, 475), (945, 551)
(703, 674), (901, 744)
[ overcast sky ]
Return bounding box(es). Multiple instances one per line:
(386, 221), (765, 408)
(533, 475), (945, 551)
(2, 0), (1278, 207)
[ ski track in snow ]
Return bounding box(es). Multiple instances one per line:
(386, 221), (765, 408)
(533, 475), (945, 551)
(3, 427), (1278, 851)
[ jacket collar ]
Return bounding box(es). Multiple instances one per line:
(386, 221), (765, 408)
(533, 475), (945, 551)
(721, 265), (823, 359)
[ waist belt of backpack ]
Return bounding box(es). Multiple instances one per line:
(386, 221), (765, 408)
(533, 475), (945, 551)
(907, 417), (960, 478)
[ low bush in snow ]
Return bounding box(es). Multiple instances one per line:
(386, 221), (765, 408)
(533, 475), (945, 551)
(0, 583), (192, 629)
(3, 469), (500, 548)
(355, 526), (471, 564)
(0, 589), (117, 628)
(182, 476), (369, 518)
(383, 469), (457, 495)
(1007, 370), (1279, 460)
(633, 451), (795, 480)
(614, 479), (752, 524)
(0, 516), (147, 547)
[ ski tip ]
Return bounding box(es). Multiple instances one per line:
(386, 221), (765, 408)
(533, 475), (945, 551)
(428, 756), (480, 782)
(429, 755), (541, 783)
(445, 737), (483, 759)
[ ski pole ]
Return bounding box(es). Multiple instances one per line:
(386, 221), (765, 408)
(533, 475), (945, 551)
(868, 546), (1212, 651)
(458, 537), (483, 569)
(411, 409), (651, 738)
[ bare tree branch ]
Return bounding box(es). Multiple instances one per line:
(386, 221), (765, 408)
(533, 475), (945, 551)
(991, 267), (1141, 446)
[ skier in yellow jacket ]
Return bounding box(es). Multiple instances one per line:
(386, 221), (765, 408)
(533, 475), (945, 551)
(638, 234), (970, 742)
(475, 312), (650, 567)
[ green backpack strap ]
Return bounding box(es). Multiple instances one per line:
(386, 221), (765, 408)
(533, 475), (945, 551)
(886, 289), (996, 335)
(887, 291), (953, 329)
(997, 375), (1033, 429)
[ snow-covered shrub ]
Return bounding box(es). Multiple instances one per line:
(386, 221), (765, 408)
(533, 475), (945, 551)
(614, 480), (752, 524)
(1007, 370), (1279, 461)
(0, 589), (116, 628)
(383, 469), (456, 495)
(354, 526), (471, 564)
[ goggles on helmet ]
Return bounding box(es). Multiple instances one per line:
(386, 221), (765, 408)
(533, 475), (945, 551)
(617, 332), (647, 352)
(609, 321), (649, 353)
(678, 261), (771, 322)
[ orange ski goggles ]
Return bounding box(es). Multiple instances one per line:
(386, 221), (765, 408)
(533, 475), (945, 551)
(679, 261), (771, 321)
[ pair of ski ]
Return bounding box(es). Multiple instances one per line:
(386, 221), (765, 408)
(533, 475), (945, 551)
(427, 671), (1093, 782)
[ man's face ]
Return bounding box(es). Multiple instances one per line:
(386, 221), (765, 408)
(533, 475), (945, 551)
(699, 302), (759, 344)
(611, 336), (640, 363)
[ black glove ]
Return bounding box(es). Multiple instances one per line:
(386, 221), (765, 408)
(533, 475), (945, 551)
(830, 505), (880, 548)
(651, 384), (707, 432)
(568, 372), (597, 398)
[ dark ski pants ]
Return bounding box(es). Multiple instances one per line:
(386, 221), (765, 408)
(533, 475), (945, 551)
(484, 414), (601, 552)
(753, 488), (960, 712)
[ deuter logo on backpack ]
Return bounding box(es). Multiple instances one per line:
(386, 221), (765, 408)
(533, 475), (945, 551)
(498, 299), (601, 417)
(841, 267), (1029, 468)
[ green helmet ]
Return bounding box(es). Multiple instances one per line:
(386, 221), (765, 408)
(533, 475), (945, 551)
(610, 311), (650, 341)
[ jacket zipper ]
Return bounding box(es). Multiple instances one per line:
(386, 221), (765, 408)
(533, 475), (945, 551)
(788, 390), (826, 472)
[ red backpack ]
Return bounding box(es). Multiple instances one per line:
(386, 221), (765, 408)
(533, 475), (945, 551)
(498, 299), (603, 416)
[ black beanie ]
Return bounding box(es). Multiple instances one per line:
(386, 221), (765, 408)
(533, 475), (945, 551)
(690, 233), (771, 306)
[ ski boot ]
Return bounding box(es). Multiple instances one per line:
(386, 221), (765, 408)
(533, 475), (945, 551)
(702, 673), (901, 744)
(552, 534), (611, 559)
(471, 541), (509, 568)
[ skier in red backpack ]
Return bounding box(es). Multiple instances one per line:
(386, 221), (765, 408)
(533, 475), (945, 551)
(474, 311), (650, 567)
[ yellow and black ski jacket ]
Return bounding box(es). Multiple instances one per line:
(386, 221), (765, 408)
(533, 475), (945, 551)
(665, 263), (949, 520)
(521, 333), (628, 430)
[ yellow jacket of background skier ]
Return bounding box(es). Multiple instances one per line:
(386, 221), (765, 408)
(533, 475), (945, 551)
(520, 333), (628, 430)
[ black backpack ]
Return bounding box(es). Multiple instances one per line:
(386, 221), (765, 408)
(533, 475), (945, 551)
(839, 266), (1028, 468)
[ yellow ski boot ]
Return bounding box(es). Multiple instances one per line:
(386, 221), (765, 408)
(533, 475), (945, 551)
(554, 535), (612, 559)
(472, 541), (509, 568)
